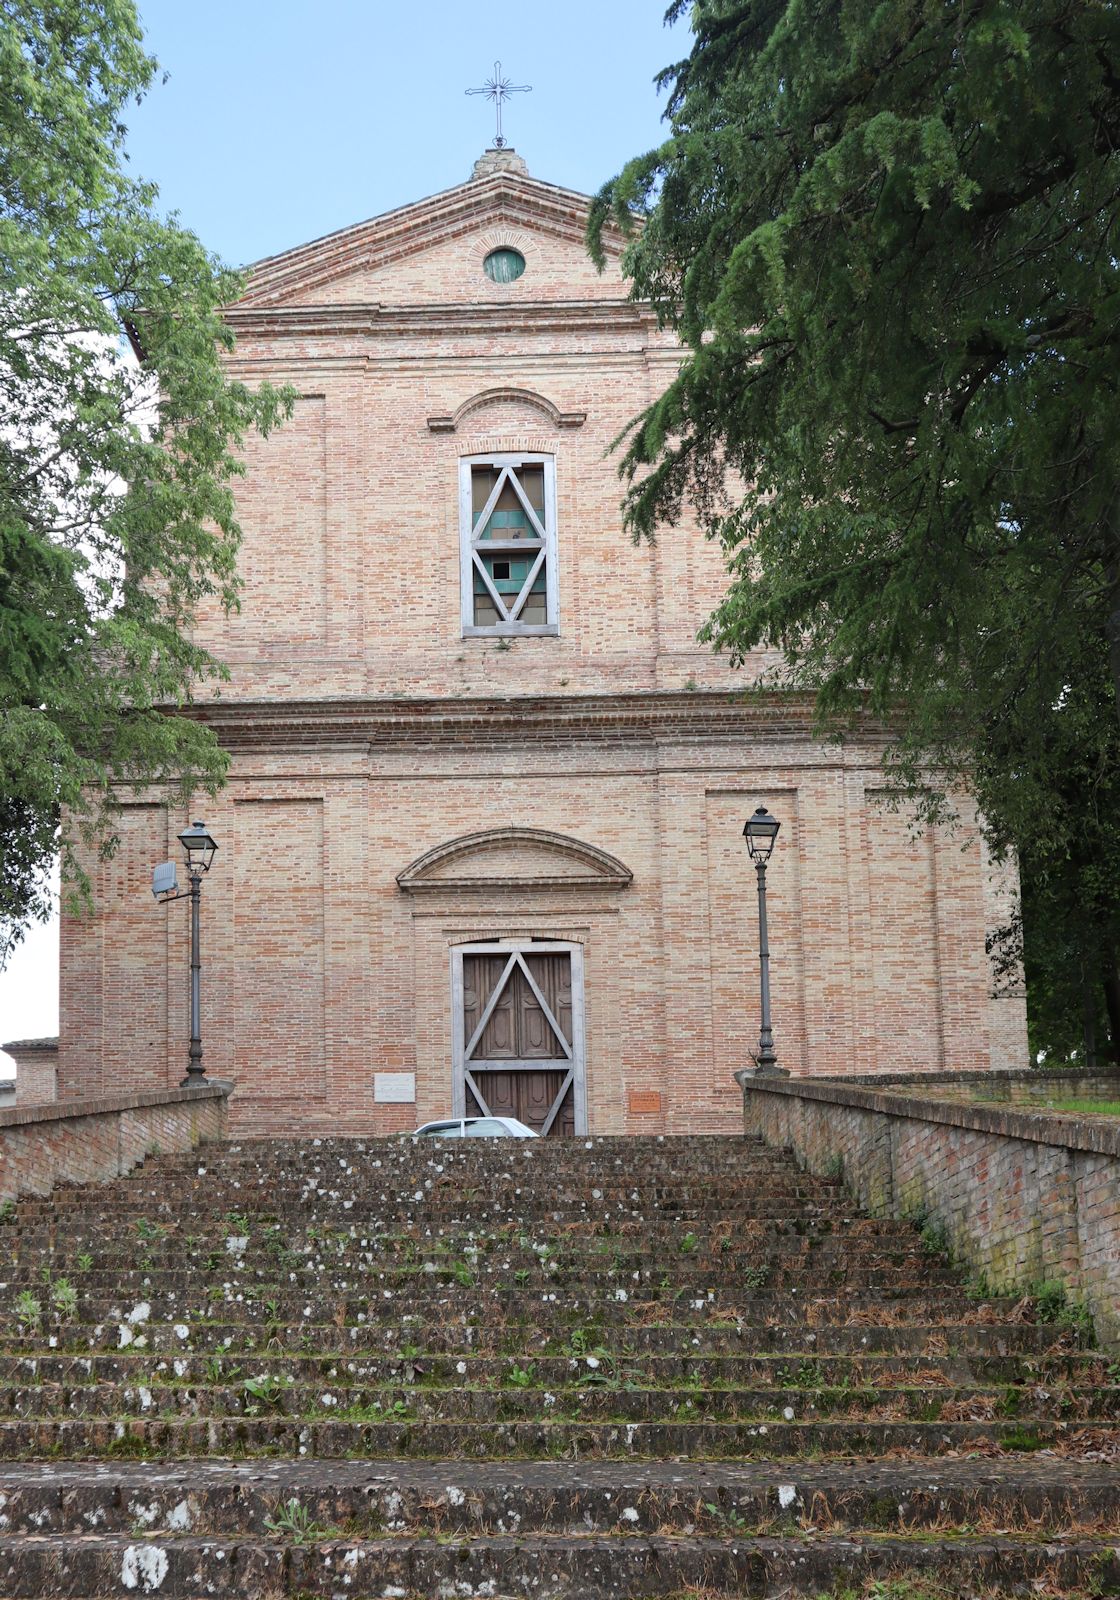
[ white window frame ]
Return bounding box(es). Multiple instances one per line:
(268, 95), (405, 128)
(459, 452), (559, 637)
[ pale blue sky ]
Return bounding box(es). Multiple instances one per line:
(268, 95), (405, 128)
(0, 0), (686, 1068)
(127, 0), (685, 268)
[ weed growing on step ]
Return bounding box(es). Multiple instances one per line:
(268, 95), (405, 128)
(0, 1200), (14, 1224)
(503, 1362), (536, 1389)
(775, 1359), (824, 1389)
(243, 1373), (294, 1411)
(50, 1277), (78, 1321)
(331, 1397), (411, 1421)
(702, 1500), (750, 1532)
(14, 1290), (41, 1332)
(1000, 1423), (1046, 1451)
(263, 1498), (333, 1544)
(1031, 1278), (1096, 1338)
(917, 1216), (952, 1259)
(76, 1252), (93, 1272)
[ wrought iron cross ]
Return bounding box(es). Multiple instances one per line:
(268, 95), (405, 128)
(466, 61), (531, 149)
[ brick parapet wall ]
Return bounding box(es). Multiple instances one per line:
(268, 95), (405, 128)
(0, 1085), (230, 1204)
(739, 1074), (1120, 1350)
(830, 1067), (1120, 1102)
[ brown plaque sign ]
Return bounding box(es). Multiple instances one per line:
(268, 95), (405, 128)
(628, 1090), (663, 1115)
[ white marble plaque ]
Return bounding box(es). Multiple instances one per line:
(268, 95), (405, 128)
(373, 1072), (416, 1104)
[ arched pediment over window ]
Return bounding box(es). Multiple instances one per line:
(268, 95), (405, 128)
(427, 387), (586, 434)
(396, 826), (632, 894)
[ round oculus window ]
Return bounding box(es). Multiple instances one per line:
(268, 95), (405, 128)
(483, 247), (526, 284)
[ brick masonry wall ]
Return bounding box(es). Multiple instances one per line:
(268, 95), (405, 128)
(740, 1075), (1120, 1349)
(0, 1086), (229, 1204)
(1, 1042), (59, 1106)
(55, 161), (1030, 1135)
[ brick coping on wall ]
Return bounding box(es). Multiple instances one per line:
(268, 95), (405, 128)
(0, 1083), (229, 1132)
(837, 1066), (1120, 1089)
(735, 1073), (1120, 1159)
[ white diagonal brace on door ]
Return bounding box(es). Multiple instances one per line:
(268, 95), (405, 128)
(464, 1070), (492, 1117)
(514, 953), (573, 1059)
(464, 952), (519, 1062)
(538, 1067), (575, 1136)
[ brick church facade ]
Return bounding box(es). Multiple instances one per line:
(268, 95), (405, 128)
(54, 149), (1027, 1135)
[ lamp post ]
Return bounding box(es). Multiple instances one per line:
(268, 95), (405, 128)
(152, 821), (219, 1087)
(742, 806), (784, 1077)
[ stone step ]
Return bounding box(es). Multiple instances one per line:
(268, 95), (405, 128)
(0, 1266), (965, 1305)
(0, 1312), (1062, 1363)
(0, 1225), (929, 1258)
(140, 1138), (782, 1173)
(3, 1456), (1117, 1538)
(0, 1232), (955, 1265)
(0, 1289), (1006, 1338)
(8, 1190), (855, 1222)
(0, 1313), (1070, 1359)
(0, 1413), (1114, 1459)
(5, 1131), (1115, 1598)
(2, 1348), (1103, 1388)
(0, 1526), (1116, 1597)
(7, 1377), (1118, 1424)
(13, 1157), (834, 1186)
(19, 1149), (807, 1181)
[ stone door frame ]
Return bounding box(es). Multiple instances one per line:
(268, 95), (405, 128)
(450, 939), (588, 1135)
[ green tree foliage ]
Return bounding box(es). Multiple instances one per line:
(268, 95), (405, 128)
(590, 0), (1120, 1058)
(0, 0), (290, 961)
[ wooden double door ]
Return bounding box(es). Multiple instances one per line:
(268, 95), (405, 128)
(451, 942), (587, 1137)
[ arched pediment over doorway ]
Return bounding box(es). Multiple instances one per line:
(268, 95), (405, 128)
(396, 826), (633, 894)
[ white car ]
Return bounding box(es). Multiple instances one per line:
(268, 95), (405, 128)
(412, 1116), (538, 1139)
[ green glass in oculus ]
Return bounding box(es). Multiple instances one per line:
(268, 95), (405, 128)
(484, 248), (526, 283)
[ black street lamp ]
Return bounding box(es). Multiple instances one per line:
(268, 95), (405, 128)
(152, 821), (219, 1087)
(742, 806), (785, 1077)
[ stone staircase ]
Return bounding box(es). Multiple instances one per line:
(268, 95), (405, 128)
(0, 1132), (1117, 1598)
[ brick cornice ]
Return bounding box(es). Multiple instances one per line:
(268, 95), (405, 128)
(223, 299), (660, 344)
(172, 690), (880, 753)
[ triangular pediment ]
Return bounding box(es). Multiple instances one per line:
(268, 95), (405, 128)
(238, 169), (628, 310)
(397, 827), (633, 894)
